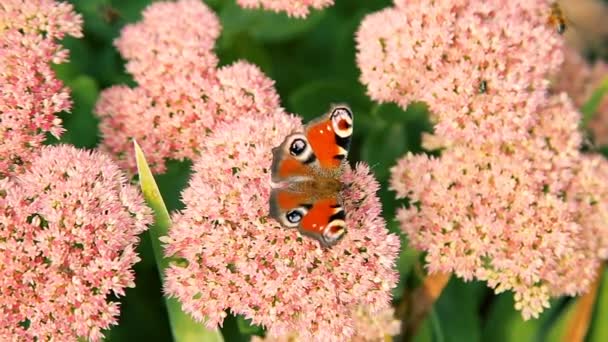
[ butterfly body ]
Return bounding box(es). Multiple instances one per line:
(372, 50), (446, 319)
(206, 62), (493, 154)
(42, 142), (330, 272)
(269, 105), (353, 247)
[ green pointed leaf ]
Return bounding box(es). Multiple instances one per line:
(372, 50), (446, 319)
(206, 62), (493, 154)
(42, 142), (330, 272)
(582, 75), (608, 128)
(586, 269), (608, 342)
(134, 141), (224, 342)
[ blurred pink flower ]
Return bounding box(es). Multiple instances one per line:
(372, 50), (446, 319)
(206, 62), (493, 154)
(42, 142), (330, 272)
(553, 47), (608, 145)
(252, 306), (400, 342)
(95, 0), (281, 174)
(569, 154), (608, 260)
(0, 0), (82, 178)
(356, 0), (563, 145)
(0, 145), (151, 341)
(162, 110), (400, 341)
(237, 0), (333, 18)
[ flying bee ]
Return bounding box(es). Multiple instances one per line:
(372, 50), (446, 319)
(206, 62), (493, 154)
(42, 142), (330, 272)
(548, 2), (567, 35)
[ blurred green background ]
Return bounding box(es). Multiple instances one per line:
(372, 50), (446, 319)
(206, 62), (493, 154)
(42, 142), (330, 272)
(53, 0), (608, 341)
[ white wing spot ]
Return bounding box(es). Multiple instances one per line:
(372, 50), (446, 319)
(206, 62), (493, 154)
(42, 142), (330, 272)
(312, 224), (317, 228)
(319, 130), (324, 134)
(326, 124), (332, 131)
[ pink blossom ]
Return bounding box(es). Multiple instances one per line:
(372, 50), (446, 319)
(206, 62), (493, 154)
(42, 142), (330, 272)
(0, 0), (82, 178)
(0, 145), (152, 341)
(237, 0), (334, 18)
(95, 0), (282, 174)
(252, 306), (400, 342)
(162, 110), (400, 341)
(569, 154), (608, 260)
(356, 0), (563, 145)
(390, 93), (601, 320)
(114, 0), (220, 92)
(553, 47), (608, 145)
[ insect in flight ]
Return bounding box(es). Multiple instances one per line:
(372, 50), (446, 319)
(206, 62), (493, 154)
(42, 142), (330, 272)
(548, 2), (567, 35)
(269, 105), (353, 248)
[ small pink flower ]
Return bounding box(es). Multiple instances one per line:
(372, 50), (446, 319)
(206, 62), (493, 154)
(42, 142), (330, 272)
(95, 0), (282, 174)
(0, 145), (152, 341)
(252, 306), (400, 342)
(390, 94), (600, 320)
(162, 110), (400, 341)
(115, 0), (220, 92)
(356, 0), (563, 145)
(237, 0), (334, 18)
(553, 47), (608, 145)
(0, 0), (82, 178)
(569, 154), (608, 260)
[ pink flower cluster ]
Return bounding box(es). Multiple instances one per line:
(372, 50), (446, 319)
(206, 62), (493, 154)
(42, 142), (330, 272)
(553, 47), (608, 145)
(0, 0), (82, 178)
(162, 110), (400, 341)
(252, 306), (400, 342)
(0, 145), (151, 341)
(237, 0), (334, 18)
(356, 0), (563, 146)
(358, 0), (608, 319)
(95, 0), (281, 174)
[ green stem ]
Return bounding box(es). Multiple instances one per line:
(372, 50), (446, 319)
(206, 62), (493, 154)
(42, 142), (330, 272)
(134, 140), (224, 342)
(581, 75), (608, 129)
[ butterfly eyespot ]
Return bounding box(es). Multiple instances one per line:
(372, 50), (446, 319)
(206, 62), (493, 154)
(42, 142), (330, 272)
(330, 106), (353, 138)
(286, 210), (303, 224)
(289, 138), (307, 156)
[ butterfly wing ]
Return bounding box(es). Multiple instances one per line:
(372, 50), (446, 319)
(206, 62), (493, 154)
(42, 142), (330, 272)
(269, 105), (353, 247)
(304, 105), (353, 170)
(269, 187), (346, 247)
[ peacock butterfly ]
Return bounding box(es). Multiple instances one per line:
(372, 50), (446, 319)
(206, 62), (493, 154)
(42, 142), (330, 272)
(269, 105), (353, 247)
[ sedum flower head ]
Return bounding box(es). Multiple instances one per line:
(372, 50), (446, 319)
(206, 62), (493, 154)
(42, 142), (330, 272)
(95, 1), (281, 174)
(237, 0), (334, 18)
(0, 0), (82, 178)
(0, 145), (151, 341)
(163, 110), (400, 341)
(252, 306), (401, 342)
(552, 47), (608, 145)
(356, 0), (563, 145)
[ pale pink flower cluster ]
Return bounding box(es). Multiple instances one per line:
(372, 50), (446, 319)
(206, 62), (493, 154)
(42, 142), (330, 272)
(0, 145), (151, 341)
(359, 0), (608, 319)
(237, 0), (333, 18)
(356, 0), (563, 146)
(553, 48), (608, 145)
(252, 306), (400, 342)
(162, 110), (400, 341)
(0, 0), (82, 178)
(95, 0), (280, 173)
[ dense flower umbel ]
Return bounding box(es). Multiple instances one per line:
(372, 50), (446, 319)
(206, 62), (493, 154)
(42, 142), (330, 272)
(252, 306), (400, 342)
(0, 145), (152, 341)
(356, 0), (563, 145)
(0, 0), (82, 178)
(95, 0), (281, 174)
(553, 47), (608, 145)
(237, 0), (334, 18)
(163, 111), (400, 341)
(390, 93), (604, 319)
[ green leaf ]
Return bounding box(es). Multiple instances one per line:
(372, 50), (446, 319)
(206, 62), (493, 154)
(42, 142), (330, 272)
(483, 293), (558, 342)
(287, 79), (372, 121)
(59, 76), (100, 148)
(134, 141), (224, 342)
(236, 316), (264, 336)
(433, 278), (481, 342)
(220, 1), (326, 43)
(586, 268), (608, 342)
(582, 75), (608, 128)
